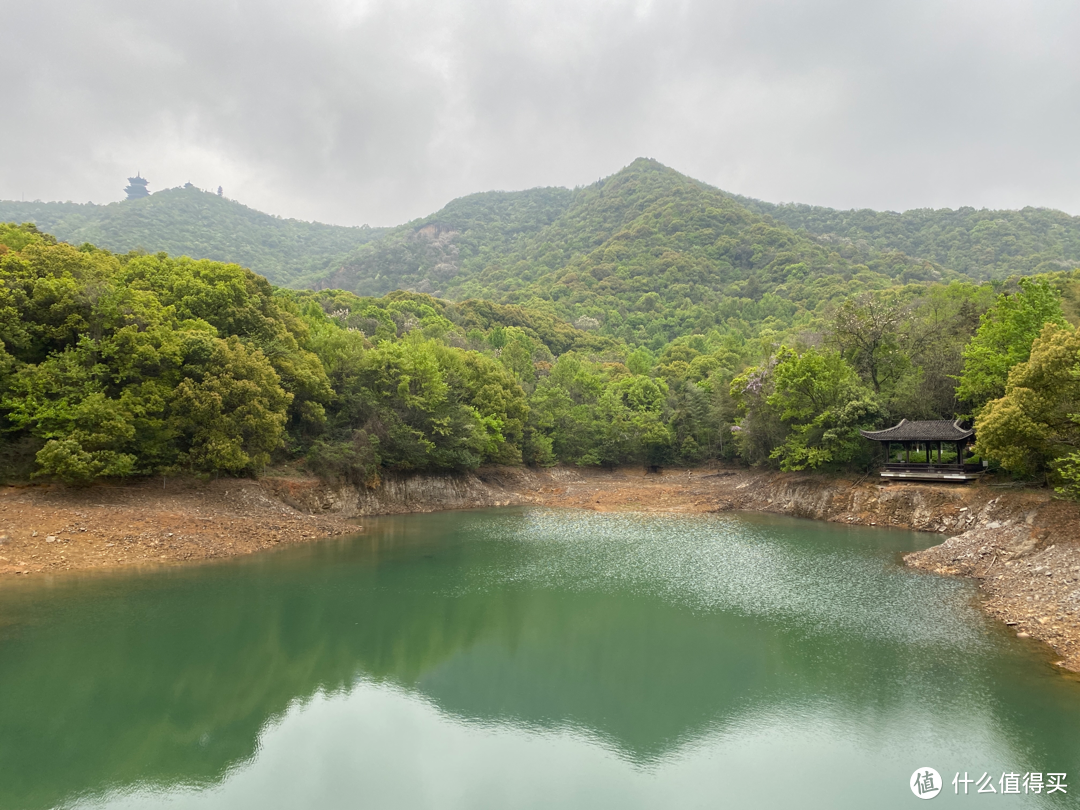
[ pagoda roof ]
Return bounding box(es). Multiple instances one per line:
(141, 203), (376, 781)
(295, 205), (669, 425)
(860, 419), (974, 442)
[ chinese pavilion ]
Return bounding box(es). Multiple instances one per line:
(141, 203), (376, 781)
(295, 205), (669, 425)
(124, 174), (150, 200)
(860, 419), (982, 482)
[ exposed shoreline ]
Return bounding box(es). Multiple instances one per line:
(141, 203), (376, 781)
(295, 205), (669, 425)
(2, 465), (1079, 671)
(0, 478), (356, 577)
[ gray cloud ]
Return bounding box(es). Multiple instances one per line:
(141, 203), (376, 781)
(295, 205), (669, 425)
(3, 0), (1079, 225)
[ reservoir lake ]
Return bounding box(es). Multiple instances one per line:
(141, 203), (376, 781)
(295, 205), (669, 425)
(1, 508), (1078, 808)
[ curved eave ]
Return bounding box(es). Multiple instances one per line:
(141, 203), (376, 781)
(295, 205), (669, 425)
(860, 418), (974, 442)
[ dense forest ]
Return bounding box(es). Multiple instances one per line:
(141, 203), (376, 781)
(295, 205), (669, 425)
(738, 196), (1080, 281)
(3, 219), (1080, 497)
(299, 160), (1080, 350)
(4, 158), (1080, 496)
(307, 160), (957, 347)
(0, 186), (383, 286)
(8, 159), (1080, 322)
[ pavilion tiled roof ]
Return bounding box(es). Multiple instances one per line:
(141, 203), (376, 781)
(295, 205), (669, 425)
(859, 419), (974, 442)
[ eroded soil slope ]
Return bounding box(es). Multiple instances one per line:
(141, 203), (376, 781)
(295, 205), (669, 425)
(0, 478), (353, 576)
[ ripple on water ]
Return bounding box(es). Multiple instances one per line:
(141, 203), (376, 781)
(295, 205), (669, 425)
(460, 509), (988, 654)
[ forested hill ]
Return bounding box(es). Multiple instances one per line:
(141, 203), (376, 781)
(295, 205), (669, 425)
(736, 196), (1080, 281)
(5, 220), (1080, 495)
(0, 186), (384, 286)
(308, 159), (954, 346)
(9, 160), (1080, 320)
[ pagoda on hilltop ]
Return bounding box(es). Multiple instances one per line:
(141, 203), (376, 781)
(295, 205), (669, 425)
(124, 174), (150, 200)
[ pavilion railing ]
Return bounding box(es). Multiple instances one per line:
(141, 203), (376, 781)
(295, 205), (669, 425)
(883, 462), (983, 474)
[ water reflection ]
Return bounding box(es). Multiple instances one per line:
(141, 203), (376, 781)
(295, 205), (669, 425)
(0, 509), (1077, 809)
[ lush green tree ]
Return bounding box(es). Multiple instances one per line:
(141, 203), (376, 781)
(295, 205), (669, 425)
(494, 327), (546, 391)
(829, 292), (915, 396)
(0, 257), (196, 481)
(765, 347), (881, 471)
(974, 323), (1080, 485)
(958, 278), (1067, 412)
(305, 333), (529, 482)
(591, 374), (672, 466)
(663, 378), (713, 462)
(6, 344), (139, 482)
(436, 344), (529, 465)
(169, 335), (293, 474)
(729, 357), (786, 466)
(885, 282), (993, 421)
(527, 354), (606, 466)
(731, 347), (880, 471)
(0, 232), (318, 482)
(120, 254), (333, 431)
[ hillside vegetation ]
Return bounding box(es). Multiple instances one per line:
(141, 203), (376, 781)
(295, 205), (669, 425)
(738, 196), (1080, 281)
(7, 160), (1080, 340)
(312, 159), (959, 347)
(0, 186), (383, 285)
(5, 158), (1080, 493)
(5, 220), (1080, 495)
(308, 161), (1080, 349)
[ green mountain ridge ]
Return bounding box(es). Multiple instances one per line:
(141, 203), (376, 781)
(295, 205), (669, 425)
(735, 195), (1080, 281)
(313, 159), (955, 346)
(4, 209), (1080, 486)
(6, 159), (1080, 349)
(0, 186), (384, 286)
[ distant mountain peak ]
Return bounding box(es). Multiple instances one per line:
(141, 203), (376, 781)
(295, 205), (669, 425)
(623, 156), (673, 172)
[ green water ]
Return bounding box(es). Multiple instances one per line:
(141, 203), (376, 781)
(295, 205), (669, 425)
(0, 508), (1078, 809)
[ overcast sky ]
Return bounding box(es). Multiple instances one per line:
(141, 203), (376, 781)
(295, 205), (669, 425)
(3, 0), (1079, 226)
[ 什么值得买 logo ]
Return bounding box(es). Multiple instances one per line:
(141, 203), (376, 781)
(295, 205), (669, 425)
(910, 768), (942, 799)
(908, 768), (1066, 798)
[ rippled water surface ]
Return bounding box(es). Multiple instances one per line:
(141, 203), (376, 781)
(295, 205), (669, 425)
(1, 508), (1078, 808)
